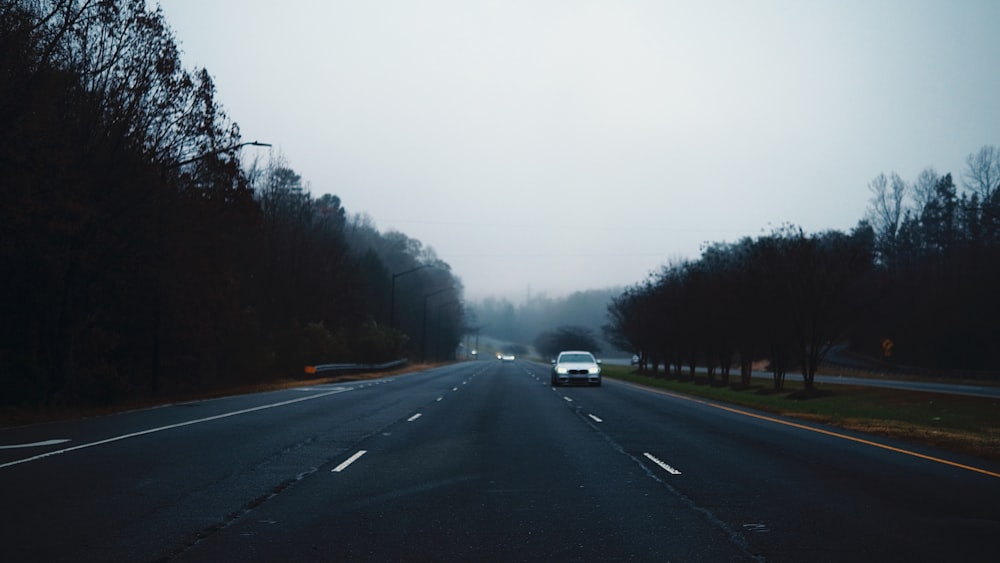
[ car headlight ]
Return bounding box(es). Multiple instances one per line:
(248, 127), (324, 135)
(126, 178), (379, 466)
(556, 367), (568, 374)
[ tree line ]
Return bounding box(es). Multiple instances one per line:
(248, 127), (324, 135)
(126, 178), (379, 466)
(604, 148), (1000, 390)
(0, 0), (464, 408)
(469, 288), (622, 357)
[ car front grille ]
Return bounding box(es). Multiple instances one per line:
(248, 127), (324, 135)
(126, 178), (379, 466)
(568, 369), (590, 375)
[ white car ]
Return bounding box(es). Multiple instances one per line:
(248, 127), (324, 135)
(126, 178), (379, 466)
(550, 350), (602, 387)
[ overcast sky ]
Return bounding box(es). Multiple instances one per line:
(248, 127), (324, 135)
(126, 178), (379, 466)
(160, 0), (1000, 302)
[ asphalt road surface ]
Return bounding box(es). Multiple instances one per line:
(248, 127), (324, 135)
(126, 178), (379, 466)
(2, 360), (998, 562)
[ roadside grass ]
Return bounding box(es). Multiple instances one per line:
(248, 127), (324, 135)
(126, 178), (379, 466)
(603, 365), (1000, 462)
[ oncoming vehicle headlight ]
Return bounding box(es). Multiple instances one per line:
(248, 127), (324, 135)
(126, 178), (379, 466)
(556, 366), (568, 374)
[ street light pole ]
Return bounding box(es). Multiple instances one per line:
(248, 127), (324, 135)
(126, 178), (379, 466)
(469, 325), (485, 360)
(390, 264), (432, 330)
(151, 139), (270, 396)
(434, 299), (461, 362)
(421, 287), (453, 363)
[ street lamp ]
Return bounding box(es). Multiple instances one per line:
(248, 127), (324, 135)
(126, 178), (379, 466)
(433, 299), (462, 362)
(174, 140), (272, 167)
(421, 287), (453, 362)
(390, 263), (435, 330)
(150, 139), (270, 396)
(468, 324), (485, 360)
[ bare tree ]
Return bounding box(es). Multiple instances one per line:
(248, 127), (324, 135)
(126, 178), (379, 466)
(911, 167), (940, 213)
(962, 145), (1000, 202)
(865, 172), (907, 265)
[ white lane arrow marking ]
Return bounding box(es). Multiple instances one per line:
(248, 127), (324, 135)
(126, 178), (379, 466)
(644, 452), (682, 475)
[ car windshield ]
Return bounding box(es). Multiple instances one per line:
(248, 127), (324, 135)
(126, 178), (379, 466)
(560, 353), (594, 363)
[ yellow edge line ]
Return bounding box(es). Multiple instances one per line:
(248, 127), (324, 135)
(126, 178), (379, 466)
(630, 381), (1000, 480)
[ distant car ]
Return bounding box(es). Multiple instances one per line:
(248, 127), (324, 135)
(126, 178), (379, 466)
(550, 350), (601, 386)
(500, 354), (515, 362)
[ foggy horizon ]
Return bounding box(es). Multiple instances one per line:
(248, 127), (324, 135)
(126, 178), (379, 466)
(161, 0), (1000, 302)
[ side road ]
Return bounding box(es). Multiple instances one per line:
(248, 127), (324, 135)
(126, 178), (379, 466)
(791, 372), (1000, 399)
(599, 358), (1000, 398)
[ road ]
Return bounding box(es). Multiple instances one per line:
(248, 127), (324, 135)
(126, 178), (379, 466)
(2, 360), (998, 561)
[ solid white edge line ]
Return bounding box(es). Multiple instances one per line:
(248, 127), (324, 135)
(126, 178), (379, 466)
(0, 387), (352, 470)
(0, 439), (72, 450)
(644, 452), (682, 475)
(332, 450), (367, 473)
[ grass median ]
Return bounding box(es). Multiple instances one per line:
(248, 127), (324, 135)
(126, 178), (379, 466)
(602, 365), (1000, 462)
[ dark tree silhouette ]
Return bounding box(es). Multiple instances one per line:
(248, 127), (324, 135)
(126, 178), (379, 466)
(0, 0), (466, 408)
(534, 326), (602, 359)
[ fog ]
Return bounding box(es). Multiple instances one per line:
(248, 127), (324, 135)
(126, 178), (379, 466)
(161, 0), (1000, 301)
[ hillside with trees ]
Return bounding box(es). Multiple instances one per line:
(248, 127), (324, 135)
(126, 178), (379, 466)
(0, 0), (465, 408)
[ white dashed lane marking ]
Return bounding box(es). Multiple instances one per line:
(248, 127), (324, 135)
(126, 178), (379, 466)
(332, 450), (367, 473)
